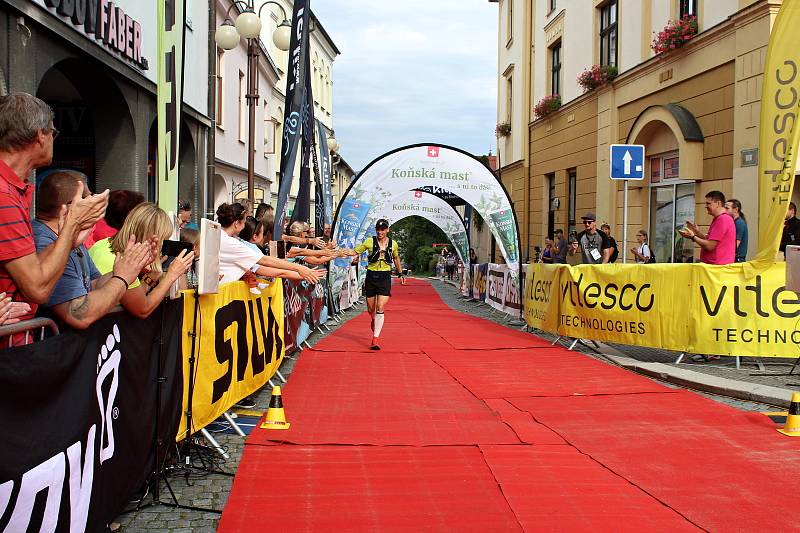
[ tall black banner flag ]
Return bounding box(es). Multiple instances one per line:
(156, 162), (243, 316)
(0, 302), (183, 531)
(290, 44), (315, 227)
(316, 119), (333, 234)
(274, 0), (311, 239)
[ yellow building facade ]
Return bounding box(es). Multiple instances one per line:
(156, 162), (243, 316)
(494, 0), (796, 263)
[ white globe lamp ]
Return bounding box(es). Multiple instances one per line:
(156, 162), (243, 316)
(273, 20), (292, 51)
(214, 21), (240, 50)
(235, 10), (262, 39)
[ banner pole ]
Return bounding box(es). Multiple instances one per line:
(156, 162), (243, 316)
(622, 180), (629, 264)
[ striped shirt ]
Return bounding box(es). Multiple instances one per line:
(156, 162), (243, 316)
(0, 159), (36, 340)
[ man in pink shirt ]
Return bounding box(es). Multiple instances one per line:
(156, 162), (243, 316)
(679, 190), (735, 265)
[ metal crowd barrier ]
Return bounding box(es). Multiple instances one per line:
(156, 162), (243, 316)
(0, 318), (60, 348)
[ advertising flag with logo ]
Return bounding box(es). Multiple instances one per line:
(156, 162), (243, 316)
(156, 0), (186, 213)
(749, 0), (800, 273)
(274, 0), (311, 239)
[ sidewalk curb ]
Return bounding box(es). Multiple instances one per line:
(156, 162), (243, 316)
(604, 354), (794, 408)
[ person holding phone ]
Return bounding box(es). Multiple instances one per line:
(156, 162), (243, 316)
(337, 219), (406, 350)
(89, 202), (195, 318)
(569, 213), (612, 264)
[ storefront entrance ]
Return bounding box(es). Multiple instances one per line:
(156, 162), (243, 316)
(649, 182), (695, 263)
(36, 65), (96, 191)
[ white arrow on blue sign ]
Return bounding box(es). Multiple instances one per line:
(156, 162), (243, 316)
(609, 144), (645, 180)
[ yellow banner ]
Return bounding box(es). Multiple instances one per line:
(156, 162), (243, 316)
(177, 281), (285, 440)
(524, 263), (560, 331)
(525, 263), (800, 358)
(751, 0), (800, 271)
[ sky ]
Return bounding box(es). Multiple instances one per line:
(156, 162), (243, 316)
(310, 0), (498, 172)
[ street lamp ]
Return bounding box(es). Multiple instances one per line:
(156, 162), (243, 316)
(215, 1), (292, 206)
(327, 131), (339, 154)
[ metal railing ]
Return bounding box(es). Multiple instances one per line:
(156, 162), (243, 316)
(0, 318), (60, 348)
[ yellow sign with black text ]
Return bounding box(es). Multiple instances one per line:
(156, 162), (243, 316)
(525, 263), (800, 358)
(177, 281), (285, 440)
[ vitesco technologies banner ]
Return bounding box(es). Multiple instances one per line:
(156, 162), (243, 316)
(524, 263), (800, 358)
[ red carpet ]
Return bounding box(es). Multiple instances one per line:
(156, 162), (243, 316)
(217, 446), (522, 532)
(426, 348), (672, 398)
(219, 279), (800, 532)
(246, 352), (520, 446)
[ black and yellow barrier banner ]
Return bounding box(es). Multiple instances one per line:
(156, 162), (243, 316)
(525, 262), (800, 358)
(177, 281), (285, 440)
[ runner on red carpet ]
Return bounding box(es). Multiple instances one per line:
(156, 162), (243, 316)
(338, 218), (406, 350)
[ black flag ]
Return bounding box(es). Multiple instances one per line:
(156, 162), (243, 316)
(290, 44), (315, 227)
(274, 0), (311, 239)
(316, 119), (333, 235)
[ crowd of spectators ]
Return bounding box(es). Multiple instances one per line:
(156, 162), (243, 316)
(0, 92), (348, 347)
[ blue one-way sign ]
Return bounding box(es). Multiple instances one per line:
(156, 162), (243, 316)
(609, 144), (645, 180)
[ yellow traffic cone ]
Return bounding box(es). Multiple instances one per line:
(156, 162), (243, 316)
(260, 386), (291, 430)
(778, 392), (800, 436)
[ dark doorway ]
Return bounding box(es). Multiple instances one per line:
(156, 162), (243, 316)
(36, 67), (96, 191)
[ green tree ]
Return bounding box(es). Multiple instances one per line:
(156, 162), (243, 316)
(392, 216), (448, 275)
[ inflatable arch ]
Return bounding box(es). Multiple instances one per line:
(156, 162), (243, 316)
(330, 143), (521, 292)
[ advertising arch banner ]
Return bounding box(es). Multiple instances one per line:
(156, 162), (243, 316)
(331, 143), (519, 276)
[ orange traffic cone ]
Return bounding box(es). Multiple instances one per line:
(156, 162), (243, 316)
(778, 392), (800, 436)
(260, 386), (291, 430)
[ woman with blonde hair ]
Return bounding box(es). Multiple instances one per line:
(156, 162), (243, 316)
(89, 202), (194, 318)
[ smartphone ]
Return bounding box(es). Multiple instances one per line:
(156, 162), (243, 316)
(276, 241), (286, 259)
(161, 239), (194, 257)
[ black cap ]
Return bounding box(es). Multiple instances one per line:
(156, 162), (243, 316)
(375, 218), (389, 230)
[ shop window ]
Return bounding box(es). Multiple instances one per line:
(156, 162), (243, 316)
(550, 42), (562, 96)
(648, 152), (694, 263)
(680, 0), (697, 18)
(599, 1), (617, 67)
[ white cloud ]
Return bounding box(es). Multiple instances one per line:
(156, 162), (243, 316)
(311, 1), (498, 170)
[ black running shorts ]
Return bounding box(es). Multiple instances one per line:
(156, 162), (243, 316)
(364, 270), (392, 297)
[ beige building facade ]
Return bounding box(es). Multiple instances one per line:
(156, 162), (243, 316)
(494, 0), (797, 263)
(214, 0), (340, 221)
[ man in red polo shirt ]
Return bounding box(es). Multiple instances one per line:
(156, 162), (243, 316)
(0, 93), (108, 345)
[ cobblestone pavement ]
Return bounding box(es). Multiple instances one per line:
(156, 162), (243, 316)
(119, 276), (790, 532)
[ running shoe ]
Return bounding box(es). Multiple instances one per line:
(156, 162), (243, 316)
(234, 396), (257, 409)
(370, 337), (380, 350)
